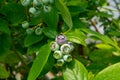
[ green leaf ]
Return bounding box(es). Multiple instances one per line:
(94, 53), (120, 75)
(24, 33), (43, 47)
(0, 66), (9, 79)
(39, 53), (55, 77)
(43, 27), (57, 39)
(0, 19), (10, 34)
(55, 0), (73, 29)
(63, 59), (88, 80)
(1, 3), (26, 26)
(0, 34), (10, 56)
(80, 28), (119, 49)
(93, 62), (120, 80)
(27, 43), (51, 80)
(65, 29), (86, 46)
(41, 6), (59, 29)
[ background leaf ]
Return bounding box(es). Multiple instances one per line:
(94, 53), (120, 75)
(24, 33), (43, 47)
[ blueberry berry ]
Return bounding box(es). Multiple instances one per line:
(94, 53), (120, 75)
(60, 44), (71, 54)
(20, 0), (31, 6)
(56, 59), (64, 66)
(26, 28), (33, 34)
(63, 54), (72, 62)
(29, 7), (37, 14)
(33, 0), (42, 6)
(53, 50), (62, 59)
(43, 5), (51, 13)
(50, 42), (59, 51)
(35, 27), (42, 35)
(55, 34), (67, 45)
(42, 0), (50, 4)
(22, 21), (29, 29)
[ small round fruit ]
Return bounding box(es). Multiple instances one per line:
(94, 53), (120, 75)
(42, 0), (50, 4)
(35, 27), (42, 35)
(33, 0), (42, 6)
(67, 41), (74, 52)
(49, 0), (54, 4)
(53, 50), (62, 59)
(26, 28), (33, 34)
(20, 0), (31, 6)
(55, 34), (67, 45)
(50, 42), (59, 51)
(22, 21), (29, 29)
(29, 7), (37, 14)
(60, 44), (71, 54)
(63, 54), (72, 62)
(56, 59), (64, 67)
(43, 5), (51, 13)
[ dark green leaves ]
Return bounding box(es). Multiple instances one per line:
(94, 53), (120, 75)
(27, 43), (51, 80)
(63, 59), (88, 80)
(55, 0), (73, 29)
(0, 34), (10, 56)
(0, 19), (10, 34)
(41, 6), (59, 29)
(1, 3), (26, 26)
(24, 33), (43, 47)
(93, 62), (120, 80)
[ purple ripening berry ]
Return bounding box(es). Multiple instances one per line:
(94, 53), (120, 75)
(55, 34), (67, 45)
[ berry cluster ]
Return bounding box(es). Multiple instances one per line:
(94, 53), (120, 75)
(21, 0), (53, 35)
(21, 21), (43, 35)
(50, 34), (74, 67)
(21, 0), (53, 16)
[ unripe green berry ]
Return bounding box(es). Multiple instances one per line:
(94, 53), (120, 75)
(26, 28), (33, 34)
(35, 27), (42, 35)
(60, 44), (71, 54)
(20, 0), (31, 6)
(33, 0), (42, 6)
(42, 0), (50, 4)
(56, 59), (64, 67)
(29, 7), (37, 14)
(50, 42), (59, 51)
(43, 5), (51, 13)
(67, 42), (74, 52)
(49, 0), (54, 4)
(53, 50), (62, 59)
(63, 54), (72, 62)
(22, 21), (29, 29)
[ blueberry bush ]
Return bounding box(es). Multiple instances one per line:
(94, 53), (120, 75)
(0, 0), (120, 80)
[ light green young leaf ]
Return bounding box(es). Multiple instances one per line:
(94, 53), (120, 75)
(55, 0), (73, 29)
(65, 29), (86, 46)
(27, 43), (51, 80)
(0, 66), (9, 79)
(93, 62), (120, 80)
(63, 59), (88, 80)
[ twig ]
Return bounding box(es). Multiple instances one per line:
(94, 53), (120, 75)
(90, 19), (100, 33)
